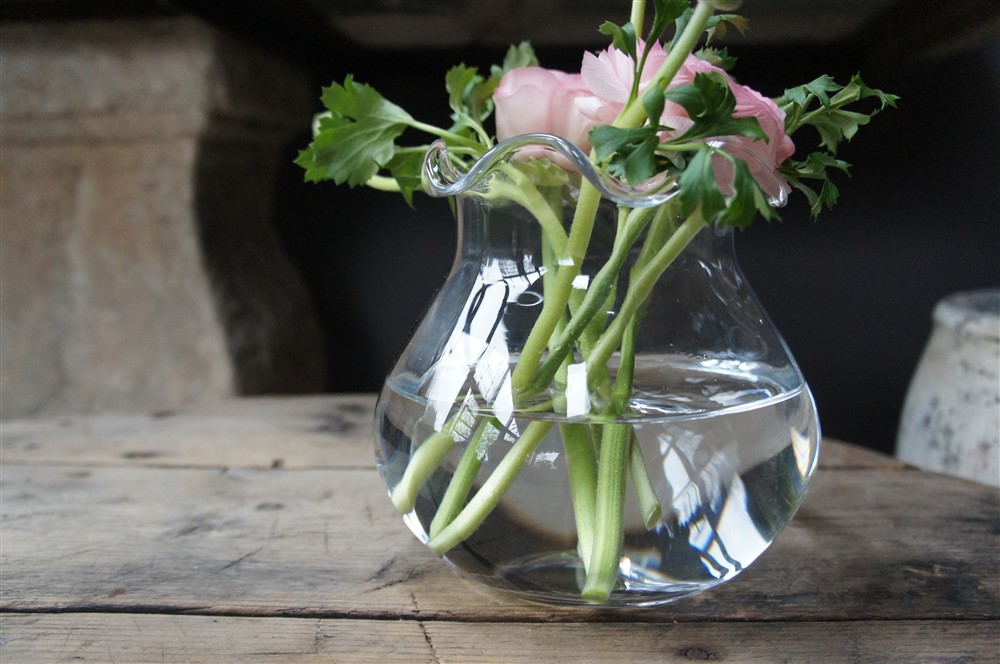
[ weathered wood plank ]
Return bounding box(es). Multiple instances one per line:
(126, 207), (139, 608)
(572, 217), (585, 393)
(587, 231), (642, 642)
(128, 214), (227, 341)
(2, 461), (996, 622)
(1, 614), (996, 664)
(0, 396), (900, 472)
(0, 395), (376, 470)
(0, 614), (434, 663)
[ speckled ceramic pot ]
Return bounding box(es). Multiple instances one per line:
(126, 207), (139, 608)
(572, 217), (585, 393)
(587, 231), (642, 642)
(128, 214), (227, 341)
(897, 289), (1000, 486)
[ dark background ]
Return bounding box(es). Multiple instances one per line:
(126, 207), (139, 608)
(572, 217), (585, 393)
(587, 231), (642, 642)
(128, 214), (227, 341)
(8, 0), (997, 454)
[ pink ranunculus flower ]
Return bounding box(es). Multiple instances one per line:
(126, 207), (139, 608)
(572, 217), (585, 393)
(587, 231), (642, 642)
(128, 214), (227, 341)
(580, 43), (795, 199)
(495, 43), (795, 200)
(494, 67), (603, 152)
(676, 56), (795, 201)
(580, 39), (669, 105)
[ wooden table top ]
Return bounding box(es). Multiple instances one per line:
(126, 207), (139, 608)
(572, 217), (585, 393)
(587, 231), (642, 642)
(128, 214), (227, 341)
(1, 395), (997, 663)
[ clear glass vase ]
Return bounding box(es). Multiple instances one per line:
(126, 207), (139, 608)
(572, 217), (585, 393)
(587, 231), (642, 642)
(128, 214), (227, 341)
(374, 135), (820, 607)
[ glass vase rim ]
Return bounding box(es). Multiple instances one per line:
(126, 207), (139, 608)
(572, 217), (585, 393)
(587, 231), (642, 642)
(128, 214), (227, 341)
(421, 133), (680, 208)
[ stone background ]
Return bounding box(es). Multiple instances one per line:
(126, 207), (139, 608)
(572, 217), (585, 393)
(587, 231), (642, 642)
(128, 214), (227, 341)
(1, 16), (325, 418)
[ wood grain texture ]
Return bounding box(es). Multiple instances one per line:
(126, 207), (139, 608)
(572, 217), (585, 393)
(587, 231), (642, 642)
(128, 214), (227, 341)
(1, 396), (998, 663)
(2, 614), (997, 664)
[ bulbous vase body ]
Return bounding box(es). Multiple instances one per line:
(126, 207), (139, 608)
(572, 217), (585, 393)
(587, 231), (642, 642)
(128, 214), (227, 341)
(374, 136), (820, 606)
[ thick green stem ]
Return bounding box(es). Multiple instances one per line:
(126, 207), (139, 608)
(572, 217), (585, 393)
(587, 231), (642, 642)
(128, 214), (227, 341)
(428, 419), (493, 539)
(427, 421), (555, 555)
(410, 119), (487, 152)
(487, 166), (569, 260)
(586, 212), (707, 380)
(561, 423), (599, 571)
(581, 421), (630, 601)
(582, 289), (639, 601)
(390, 426), (457, 514)
(511, 183), (602, 393)
(630, 0), (646, 35)
(528, 206), (655, 394)
(629, 430), (662, 530)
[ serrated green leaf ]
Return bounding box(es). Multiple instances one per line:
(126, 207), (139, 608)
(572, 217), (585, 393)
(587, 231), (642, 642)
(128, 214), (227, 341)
(491, 41), (538, 78)
(695, 46), (737, 70)
(642, 86), (665, 127)
(599, 21), (637, 60)
(787, 177), (822, 218)
(386, 151), (424, 208)
(832, 73), (899, 110)
(446, 65), (481, 117)
(705, 14), (749, 45)
(590, 125), (658, 163)
(665, 72), (736, 120)
(810, 108), (871, 152)
(679, 145), (726, 220)
(663, 72), (767, 143)
(320, 76), (413, 127)
(624, 137), (660, 184)
(300, 76), (415, 187)
(720, 156), (780, 227)
(781, 150), (852, 218)
(649, 0), (691, 43)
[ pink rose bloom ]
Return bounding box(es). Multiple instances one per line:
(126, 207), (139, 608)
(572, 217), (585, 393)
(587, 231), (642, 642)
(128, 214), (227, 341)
(493, 67), (602, 151)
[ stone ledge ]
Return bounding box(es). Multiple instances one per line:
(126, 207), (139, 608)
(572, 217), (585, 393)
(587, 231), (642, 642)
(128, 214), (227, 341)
(1, 17), (309, 142)
(0, 17), (323, 418)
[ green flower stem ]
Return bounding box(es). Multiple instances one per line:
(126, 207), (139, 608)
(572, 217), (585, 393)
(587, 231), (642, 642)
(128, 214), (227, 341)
(581, 420), (631, 601)
(511, 182), (603, 393)
(409, 119), (488, 153)
(586, 211), (707, 381)
(560, 422), (599, 572)
(527, 206), (655, 395)
(629, 430), (662, 530)
(487, 165), (570, 259)
(365, 174), (402, 192)
(427, 420), (555, 555)
(630, 0), (646, 35)
(617, 203), (676, 531)
(581, 287), (640, 601)
(390, 425), (457, 514)
(428, 419), (493, 539)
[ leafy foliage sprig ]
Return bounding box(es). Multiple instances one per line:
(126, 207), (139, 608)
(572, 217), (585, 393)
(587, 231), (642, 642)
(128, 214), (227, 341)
(297, 1), (897, 224)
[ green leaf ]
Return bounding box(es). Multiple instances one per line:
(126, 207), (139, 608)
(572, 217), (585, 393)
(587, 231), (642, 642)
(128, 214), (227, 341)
(664, 72), (767, 143)
(666, 72), (736, 120)
(781, 151), (852, 217)
(649, 0), (690, 44)
(717, 155), (779, 228)
(590, 123), (660, 185)
(675, 7), (749, 45)
(446, 65), (481, 118)
(590, 125), (657, 164)
(624, 138), (659, 184)
(386, 151), (424, 208)
(641, 86), (665, 127)
(491, 41), (538, 78)
(695, 46), (737, 70)
(679, 145), (726, 220)
(782, 73), (897, 152)
(810, 108), (871, 152)
(599, 21), (637, 61)
(298, 76), (415, 186)
(705, 14), (750, 45)
(791, 75), (843, 107)
(832, 73), (899, 110)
